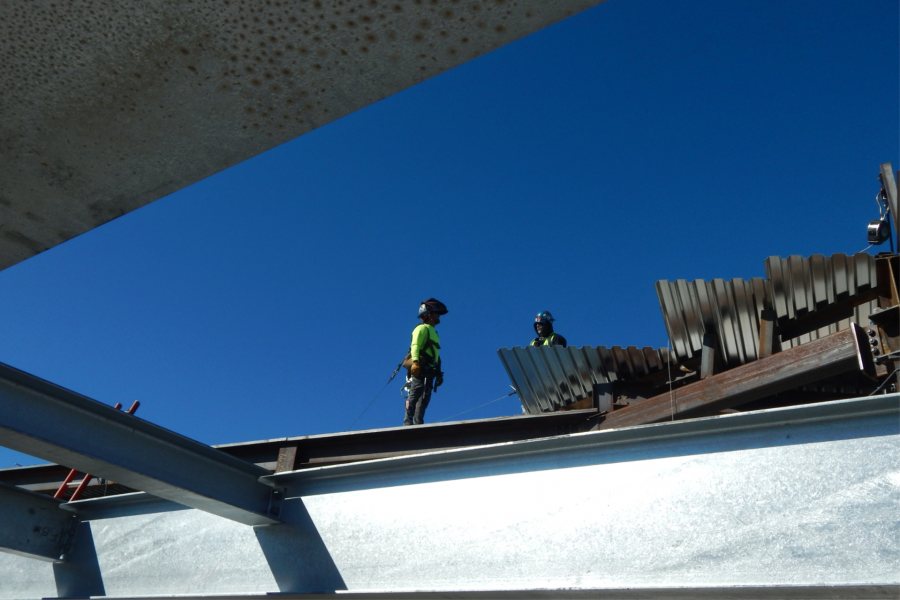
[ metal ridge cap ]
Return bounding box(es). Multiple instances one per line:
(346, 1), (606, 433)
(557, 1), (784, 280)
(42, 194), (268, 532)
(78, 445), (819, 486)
(263, 394), (900, 486)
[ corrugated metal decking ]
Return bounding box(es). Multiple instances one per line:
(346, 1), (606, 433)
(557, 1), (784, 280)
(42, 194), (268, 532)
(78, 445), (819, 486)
(765, 253), (879, 348)
(497, 345), (677, 413)
(656, 253), (880, 367)
(655, 277), (768, 367)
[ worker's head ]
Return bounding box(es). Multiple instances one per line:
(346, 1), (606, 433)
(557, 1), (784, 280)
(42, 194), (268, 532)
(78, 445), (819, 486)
(418, 298), (448, 324)
(533, 311), (555, 336)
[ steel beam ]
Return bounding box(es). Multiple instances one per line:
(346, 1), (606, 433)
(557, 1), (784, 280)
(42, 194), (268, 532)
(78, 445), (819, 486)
(596, 325), (872, 430)
(0, 482), (76, 562)
(0, 362), (279, 525)
(2, 396), (898, 597)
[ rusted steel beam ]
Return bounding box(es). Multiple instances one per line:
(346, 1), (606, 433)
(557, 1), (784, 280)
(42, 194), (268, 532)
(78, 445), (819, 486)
(595, 325), (873, 430)
(876, 255), (899, 308)
(275, 446), (298, 473)
(231, 409), (601, 473)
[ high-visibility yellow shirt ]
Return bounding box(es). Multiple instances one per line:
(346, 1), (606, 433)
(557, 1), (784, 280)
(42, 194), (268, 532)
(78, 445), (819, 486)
(410, 323), (440, 365)
(530, 332), (565, 347)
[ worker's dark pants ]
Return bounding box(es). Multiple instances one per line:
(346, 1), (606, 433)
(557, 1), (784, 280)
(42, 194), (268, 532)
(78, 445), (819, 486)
(404, 376), (434, 425)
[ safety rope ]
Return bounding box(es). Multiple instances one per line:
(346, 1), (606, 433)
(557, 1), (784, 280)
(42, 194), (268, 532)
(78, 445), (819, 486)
(444, 387), (518, 421)
(666, 341), (677, 421)
(869, 367), (900, 396)
(350, 373), (396, 429)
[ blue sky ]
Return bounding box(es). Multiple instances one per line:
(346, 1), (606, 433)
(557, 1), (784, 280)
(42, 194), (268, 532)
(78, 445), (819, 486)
(1, 0), (898, 468)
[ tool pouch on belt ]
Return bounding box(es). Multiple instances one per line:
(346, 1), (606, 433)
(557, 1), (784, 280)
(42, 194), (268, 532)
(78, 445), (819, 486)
(401, 353), (413, 369)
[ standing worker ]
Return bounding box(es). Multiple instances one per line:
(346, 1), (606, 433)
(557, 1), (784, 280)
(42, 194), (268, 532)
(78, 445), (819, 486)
(530, 310), (567, 347)
(403, 298), (448, 425)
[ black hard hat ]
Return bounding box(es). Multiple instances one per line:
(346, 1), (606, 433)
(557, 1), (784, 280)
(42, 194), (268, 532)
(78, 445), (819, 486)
(418, 298), (448, 318)
(534, 310), (555, 325)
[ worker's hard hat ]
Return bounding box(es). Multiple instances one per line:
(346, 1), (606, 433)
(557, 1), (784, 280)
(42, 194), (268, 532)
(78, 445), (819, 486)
(534, 311), (555, 325)
(418, 298), (448, 318)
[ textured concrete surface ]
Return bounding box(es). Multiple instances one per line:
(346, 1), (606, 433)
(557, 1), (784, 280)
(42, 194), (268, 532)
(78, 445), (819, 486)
(0, 0), (603, 272)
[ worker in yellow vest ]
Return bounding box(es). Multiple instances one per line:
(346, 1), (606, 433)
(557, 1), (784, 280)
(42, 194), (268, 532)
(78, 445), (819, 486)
(530, 311), (567, 347)
(403, 298), (448, 425)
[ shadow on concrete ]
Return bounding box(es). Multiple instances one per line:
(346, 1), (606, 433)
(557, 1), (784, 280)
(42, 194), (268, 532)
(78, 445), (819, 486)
(254, 497), (346, 593)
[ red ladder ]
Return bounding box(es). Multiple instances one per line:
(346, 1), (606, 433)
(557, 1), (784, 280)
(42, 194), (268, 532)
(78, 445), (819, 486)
(53, 400), (141, 501)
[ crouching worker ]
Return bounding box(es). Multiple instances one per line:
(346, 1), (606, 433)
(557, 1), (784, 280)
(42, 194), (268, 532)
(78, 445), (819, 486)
(402, 298), (448, 425)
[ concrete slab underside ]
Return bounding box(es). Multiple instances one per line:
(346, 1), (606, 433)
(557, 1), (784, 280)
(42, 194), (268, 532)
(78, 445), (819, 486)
(0, 0), (601, 271)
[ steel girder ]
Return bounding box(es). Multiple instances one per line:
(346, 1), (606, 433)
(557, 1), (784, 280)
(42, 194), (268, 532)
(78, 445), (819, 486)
(0, 362), (279, 525)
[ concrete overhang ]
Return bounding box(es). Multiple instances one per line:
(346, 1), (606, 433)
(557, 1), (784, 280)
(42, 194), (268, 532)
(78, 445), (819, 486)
(0, 0), (603, 272)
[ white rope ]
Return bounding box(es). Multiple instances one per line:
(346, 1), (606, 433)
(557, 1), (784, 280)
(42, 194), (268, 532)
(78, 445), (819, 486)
(444, 388), (518, 421)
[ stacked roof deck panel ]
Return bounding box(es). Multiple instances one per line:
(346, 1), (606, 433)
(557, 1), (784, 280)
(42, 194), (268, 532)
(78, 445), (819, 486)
(502, 254), (886, 415)
(498, 345), (676, 413)
(656, 277), (769, 367)
(765, 253), (880, 348)
(657, 253), (880, 367)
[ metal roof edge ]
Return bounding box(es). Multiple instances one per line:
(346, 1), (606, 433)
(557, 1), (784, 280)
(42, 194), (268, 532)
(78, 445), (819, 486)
(263, 393), (900, 489)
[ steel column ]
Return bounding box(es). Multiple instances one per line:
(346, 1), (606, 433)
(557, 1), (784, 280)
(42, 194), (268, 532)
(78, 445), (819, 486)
(0, 482), (76, 561)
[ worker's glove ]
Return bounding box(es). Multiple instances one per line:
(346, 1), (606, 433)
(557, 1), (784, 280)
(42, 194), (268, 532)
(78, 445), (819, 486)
(410, 361), (422, 378)
(434, 372), (444, 392)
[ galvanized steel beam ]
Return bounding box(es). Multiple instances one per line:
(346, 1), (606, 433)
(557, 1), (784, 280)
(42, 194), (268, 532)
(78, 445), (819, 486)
(2, 395), (898, 597)
(0, 362), (279, 525)
(596, 325), (873, 430)
(0, 482), (76, 562)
